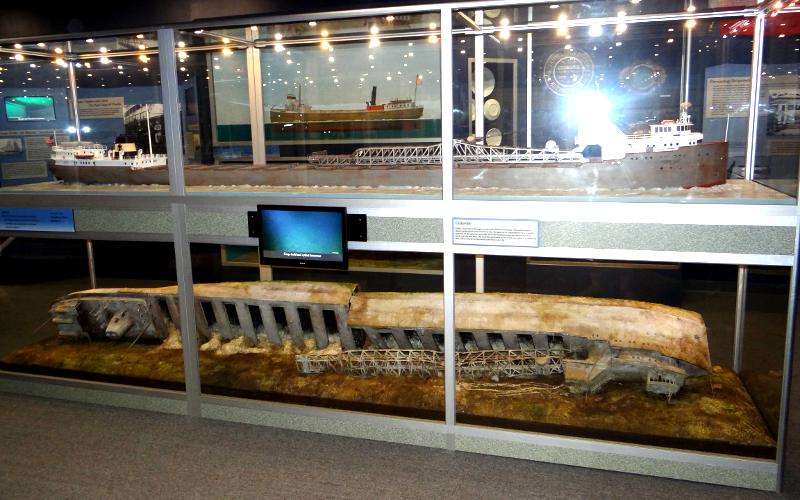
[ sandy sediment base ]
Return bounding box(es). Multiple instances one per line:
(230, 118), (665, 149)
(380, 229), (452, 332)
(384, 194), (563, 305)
(1, 335), (775, 453)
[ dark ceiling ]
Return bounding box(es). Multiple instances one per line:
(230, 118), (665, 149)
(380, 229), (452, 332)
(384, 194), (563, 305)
(0, 1), (445, 40)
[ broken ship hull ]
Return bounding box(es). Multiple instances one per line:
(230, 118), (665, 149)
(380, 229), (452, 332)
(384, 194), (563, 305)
(49, 281), (712, 397)
(48, 141), (728, 190)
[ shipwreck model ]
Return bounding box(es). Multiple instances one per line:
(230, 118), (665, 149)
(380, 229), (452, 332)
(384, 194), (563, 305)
(47, 112), (727, 192)
(269, 85), (424, 125)
(49, 281), (711, 397)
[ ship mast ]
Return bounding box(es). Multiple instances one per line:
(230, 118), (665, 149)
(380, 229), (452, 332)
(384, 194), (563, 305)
(145, 104), (153, 155)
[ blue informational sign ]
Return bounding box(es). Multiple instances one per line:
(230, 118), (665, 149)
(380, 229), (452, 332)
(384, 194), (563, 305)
(0, 207), (75, 232)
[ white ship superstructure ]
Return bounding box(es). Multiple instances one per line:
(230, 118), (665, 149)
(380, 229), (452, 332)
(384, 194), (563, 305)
(574, 112), (704, 161)
(51, 141), (167, 170)
(624, 114), (703, 153)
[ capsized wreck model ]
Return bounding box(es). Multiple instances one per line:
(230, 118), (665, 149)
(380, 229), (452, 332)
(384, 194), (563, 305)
(49, 281), (712, 397)
(47, 113), (727, 191)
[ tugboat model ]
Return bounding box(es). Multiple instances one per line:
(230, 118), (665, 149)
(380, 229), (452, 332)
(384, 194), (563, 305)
(50, 141), (167, 170)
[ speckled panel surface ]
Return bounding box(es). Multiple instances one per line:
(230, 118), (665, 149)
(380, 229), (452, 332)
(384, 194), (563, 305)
(70, 208), (794, 256)
(75, 209), (173, 234)
(540, 222), (796, 255)
(187, 210), (248, 237)
(201, 403), (448, 449)
(454, 435), (776, 491)
(0, 378), (186, 416)
(367, 216), (443, 243)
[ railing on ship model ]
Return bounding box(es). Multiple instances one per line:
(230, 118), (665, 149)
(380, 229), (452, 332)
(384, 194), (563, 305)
(307, 140), (585, 166)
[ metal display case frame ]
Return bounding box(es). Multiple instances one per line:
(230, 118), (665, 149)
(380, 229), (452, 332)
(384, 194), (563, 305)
(0, 0), (798, 491)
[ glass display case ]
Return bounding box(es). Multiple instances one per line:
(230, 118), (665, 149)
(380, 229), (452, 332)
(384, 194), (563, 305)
(0, 33), (166, 193)
(188, 243), (445, 419)
(452, 257), (787, 459)
(0, 238), (183, 389)
(167, 14), (444, 197)
(0, 1), (797, 492)
(450, 4), (798, 202)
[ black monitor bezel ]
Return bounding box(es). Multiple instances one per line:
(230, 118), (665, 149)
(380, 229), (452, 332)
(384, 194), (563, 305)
(256, 204), (348, 270)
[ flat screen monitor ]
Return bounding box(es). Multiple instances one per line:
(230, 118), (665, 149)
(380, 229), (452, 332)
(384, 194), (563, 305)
(257, 205), (348, 269)
(4, 96), (56, 122)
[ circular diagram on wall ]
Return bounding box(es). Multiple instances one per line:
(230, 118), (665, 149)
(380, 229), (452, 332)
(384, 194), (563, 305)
(485, 127), (503, 146)
(619, 62), (667, 93)
(471, 67), (496, 98)
(484, 98), (501, 120)
(543, 47), (595, 96)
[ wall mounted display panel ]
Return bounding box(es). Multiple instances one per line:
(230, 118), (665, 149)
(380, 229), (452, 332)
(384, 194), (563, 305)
(179, 13), (443, 198)
(451, 255), (789, 465)
(0, 237), (185, 392)
(187, 241), (446, 420)
(449, 6), (795, 204)
(0, 33), (169, 194)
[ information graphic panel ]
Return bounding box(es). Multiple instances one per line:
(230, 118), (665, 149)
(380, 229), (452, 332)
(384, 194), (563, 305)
(0, 208), (75, 232)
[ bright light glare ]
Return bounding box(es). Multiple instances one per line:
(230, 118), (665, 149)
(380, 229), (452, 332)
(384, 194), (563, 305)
(588, 24), (603, 37)
(66, 126), (77, 133)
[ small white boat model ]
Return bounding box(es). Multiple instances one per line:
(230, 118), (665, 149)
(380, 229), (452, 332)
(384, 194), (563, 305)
(51, 141), (167, 170)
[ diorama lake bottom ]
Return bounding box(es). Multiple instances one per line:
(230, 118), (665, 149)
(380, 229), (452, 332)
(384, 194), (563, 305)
(1, 280), (778, 458)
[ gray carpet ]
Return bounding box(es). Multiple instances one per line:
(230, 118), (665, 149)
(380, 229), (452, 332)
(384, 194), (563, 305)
(0, 391), (796, 500)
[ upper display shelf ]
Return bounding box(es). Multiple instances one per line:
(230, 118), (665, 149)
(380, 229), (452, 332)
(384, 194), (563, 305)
(0, 2), (796, 205)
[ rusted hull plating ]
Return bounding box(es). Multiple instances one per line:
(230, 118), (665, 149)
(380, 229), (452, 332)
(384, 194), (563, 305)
(48, 141), (727, 191)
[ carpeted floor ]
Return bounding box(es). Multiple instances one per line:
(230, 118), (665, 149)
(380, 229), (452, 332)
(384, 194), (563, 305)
(0, 390), (797, 499)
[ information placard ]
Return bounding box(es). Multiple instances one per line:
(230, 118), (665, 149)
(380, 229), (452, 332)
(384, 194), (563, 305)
(0, 208), (75, 232)
(453, 218), (539, 247)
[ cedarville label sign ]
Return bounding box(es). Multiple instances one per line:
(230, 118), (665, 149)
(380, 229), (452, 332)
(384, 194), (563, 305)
(453, 218), (539, 247)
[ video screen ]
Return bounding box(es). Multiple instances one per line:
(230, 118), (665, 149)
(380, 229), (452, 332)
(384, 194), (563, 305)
(4, 96), (56, 122)
(258, 205), (347, 269)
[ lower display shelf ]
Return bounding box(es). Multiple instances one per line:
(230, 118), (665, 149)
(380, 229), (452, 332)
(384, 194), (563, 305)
(0, 334), (777, 459)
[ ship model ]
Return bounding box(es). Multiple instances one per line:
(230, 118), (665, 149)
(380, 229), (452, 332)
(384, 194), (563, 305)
(49, 281), (712, 397)
(269, 85), (424, 126)
(48, 112), (726, 192)
(50, 141), (167, 170)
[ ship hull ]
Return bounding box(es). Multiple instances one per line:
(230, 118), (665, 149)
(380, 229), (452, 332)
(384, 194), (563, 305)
(270, 106), (424, 123)
(48, 141), (728, 190)
(269, 118), (423, 133)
